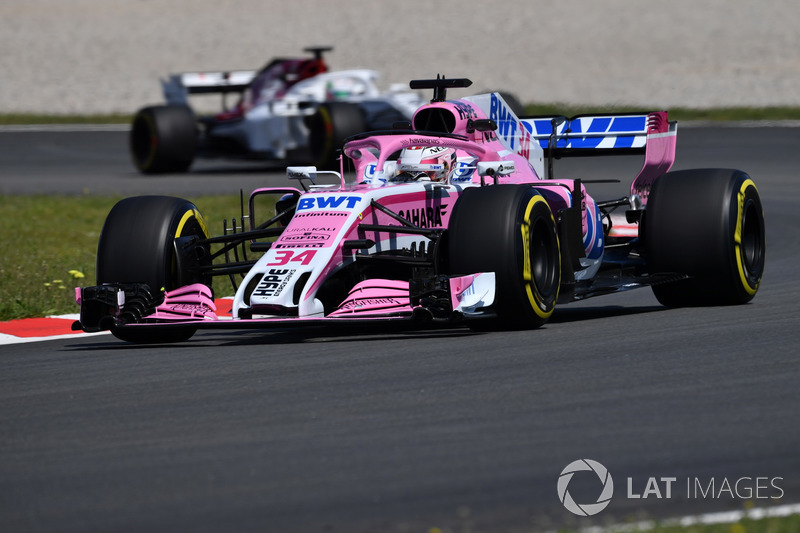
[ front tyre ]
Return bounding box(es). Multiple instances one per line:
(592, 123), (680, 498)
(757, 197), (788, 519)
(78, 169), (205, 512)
(130, 105), (197, 174)
(645, 169), (765, 306)
(96, 196), (211, 342)
(447, 185), (561, 329)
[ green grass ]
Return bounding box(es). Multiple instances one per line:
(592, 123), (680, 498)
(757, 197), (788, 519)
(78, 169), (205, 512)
(0, 113), (131, 125)
(0, 194), (246, 321)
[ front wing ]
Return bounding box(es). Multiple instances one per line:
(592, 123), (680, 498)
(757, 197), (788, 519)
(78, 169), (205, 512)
(72, 273), (497, 334)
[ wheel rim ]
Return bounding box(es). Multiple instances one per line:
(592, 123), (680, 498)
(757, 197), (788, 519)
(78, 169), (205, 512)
(740, 198), (764, 280)
(530, 217), (559, 298)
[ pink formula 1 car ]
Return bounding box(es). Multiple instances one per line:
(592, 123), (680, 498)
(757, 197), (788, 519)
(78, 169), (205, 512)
(75, 77), (765, 343)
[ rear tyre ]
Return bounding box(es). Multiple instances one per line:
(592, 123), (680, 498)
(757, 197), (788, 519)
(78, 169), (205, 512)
(130, 105), (197, 174)
(447, 185), (561, 329)
(308, 102), (367, 170)
(645, 169), (765, 306)
(97, 196), (211, 342)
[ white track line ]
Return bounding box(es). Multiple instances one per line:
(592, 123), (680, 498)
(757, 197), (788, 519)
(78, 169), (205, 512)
(576, 502), (800, 533)
(0, 313), (109, 346)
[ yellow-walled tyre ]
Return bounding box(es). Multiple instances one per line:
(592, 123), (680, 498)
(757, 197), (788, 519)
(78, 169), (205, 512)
(96, 196), (211, 342)
(447, 185), (561, 329)
(645, 169), (765, 306)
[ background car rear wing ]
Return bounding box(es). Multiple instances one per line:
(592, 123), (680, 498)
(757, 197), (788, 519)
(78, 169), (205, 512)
(162, 71), (257, 105)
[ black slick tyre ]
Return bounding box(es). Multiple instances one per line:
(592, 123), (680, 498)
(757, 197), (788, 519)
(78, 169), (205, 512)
(130, 105), (197, 174)
(308, 102), (367, 170)
(645, 169), (765, 306)
(96, 196), (211, 342)
(447, 185), (561, 329)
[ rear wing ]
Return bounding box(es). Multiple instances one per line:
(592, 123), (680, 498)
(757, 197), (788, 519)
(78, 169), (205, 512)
(461, 93), (675, 185)
(523, 111), (677, 201)
(523, 112), (667, 156)
(162, 71), (257, 105)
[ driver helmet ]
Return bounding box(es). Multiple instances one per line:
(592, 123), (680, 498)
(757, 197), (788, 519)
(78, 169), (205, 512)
(395, 146), (456, 182)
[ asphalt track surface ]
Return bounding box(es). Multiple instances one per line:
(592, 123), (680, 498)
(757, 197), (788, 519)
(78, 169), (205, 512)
(1, 126), (799, 532)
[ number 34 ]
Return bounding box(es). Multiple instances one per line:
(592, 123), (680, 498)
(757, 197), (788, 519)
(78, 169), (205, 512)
(266, 250), (317, 266)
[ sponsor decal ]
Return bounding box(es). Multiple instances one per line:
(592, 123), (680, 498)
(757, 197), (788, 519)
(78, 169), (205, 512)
(296, 195), (361, 211)
(273, 243), (326, 249)
(285, 226), (337, 233)
(529, 115), (649, 150)
(452, 101), (477, 121)
(278, 226), (338, 248)
(451, 158), (476, 182)
(457, 282), (475, 301)
(489, 93), (532, 159)
(397, 204), (448, 228)
(363, 164), (386, 185)
(278, 231), (331, 246)
(339, 298), (402, 311)
(294, 211), (349, 218)
(401, 137), (443, 147)
(266, 249), (317, 266)
(583, 202), (604, 260)
(404, 145), (447, 155)
(164, 303), (215, 316)
(252, 268), (295, 298)
(281, 233), (329, 242)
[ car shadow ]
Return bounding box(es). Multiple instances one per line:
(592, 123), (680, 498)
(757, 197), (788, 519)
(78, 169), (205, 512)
(549, 303), (665, 324)
(63, 303), (666, 351)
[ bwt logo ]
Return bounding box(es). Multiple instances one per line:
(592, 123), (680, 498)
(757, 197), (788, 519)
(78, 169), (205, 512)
(557, 459), (614, 516)
(297, 195), (361, 211)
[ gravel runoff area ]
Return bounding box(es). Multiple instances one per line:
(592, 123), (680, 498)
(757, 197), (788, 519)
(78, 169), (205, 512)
(1, 0), (799, 115)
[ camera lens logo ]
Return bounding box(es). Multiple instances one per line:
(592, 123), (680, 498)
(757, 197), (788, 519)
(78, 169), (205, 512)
(557, 459), (614, 516)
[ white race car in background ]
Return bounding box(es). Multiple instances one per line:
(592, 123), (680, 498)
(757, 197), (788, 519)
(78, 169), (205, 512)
(129, 47), (432, 173)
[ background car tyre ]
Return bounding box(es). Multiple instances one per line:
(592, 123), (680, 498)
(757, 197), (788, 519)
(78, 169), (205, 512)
(308, 102), (368, 170)
(447, 185), (561, 329)
(96, 196), (211, 342)
(130, 105), (197, 174)
(645, 168), (765, 306)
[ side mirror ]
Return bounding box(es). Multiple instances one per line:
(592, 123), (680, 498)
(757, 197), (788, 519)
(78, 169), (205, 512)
(467, 119), (498, 133)
(287, 166), (343, 190)
(287, 166), (318, 181)
(477, 161), (516, 177)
